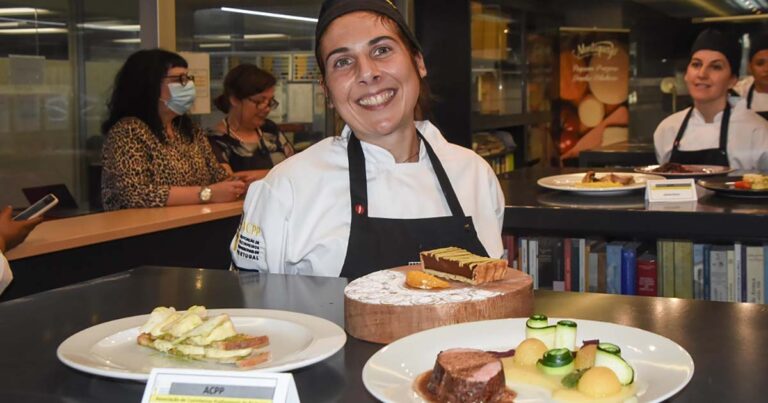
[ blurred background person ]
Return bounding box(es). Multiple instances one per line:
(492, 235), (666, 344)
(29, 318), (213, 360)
(101, 49), (245, 210)
(0, 206), (43, 295)
(209, 64), (294, 184)
(734, 30), (768, 119)
(654, 29), (768, 170)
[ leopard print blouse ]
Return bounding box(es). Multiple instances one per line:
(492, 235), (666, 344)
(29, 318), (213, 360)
(101, 117), (229, 210)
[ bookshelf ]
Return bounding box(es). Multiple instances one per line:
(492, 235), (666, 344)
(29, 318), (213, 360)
(499, 167), (768, 303)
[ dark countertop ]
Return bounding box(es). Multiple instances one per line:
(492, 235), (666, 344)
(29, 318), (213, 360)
(1, 266), (767, 402)
(499, 167), (768, 242)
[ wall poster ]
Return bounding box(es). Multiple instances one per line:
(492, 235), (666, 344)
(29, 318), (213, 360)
(556, 28), (630, 163)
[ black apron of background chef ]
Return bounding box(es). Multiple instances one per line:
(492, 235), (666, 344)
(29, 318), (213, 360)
(339, 132), (488, 280)
(746, 83), (768, 120)
(669, 106), (730, 166)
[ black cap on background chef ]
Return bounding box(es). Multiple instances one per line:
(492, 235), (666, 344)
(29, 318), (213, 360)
(690, 28), (741, 76)
(750, 29), (768, 61)
(314, 0), (422, 73)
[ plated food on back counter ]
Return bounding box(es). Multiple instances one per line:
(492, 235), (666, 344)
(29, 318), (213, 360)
(634, 163), (733, 177)
(537, 172), (664, 195)
(698, 173), (768, 198)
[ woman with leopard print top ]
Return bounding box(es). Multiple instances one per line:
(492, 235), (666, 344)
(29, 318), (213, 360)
(101, 49), (245, 210)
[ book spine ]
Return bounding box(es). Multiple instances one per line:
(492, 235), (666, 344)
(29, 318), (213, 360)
(727, 249), (736, 302)
(673, 241), (693, 299)
(606, 242), (624, 295)
(564, 238), (572, 292)
(710, 247), (728, 302)
(661, 240), (676, 297)
(693, 244), (705, 300)
(703, 244), (711, 301)
(579, 239), (587, 292)
(636, 254), (658, 296)
(504, 234), (517, 270)
(735, 242), (743, 302)
(520, 237), (528, 274)
(529, 239), (539, 290)
(746, 246), (765, 304)
(588, 244), (599, 293)
(621, 245), (637, 295)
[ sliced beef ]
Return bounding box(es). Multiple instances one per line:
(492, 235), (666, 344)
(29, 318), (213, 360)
(426, 348), (507, 402)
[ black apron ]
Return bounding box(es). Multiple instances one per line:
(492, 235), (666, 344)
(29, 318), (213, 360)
(669, 106), (730, 166)
(339, 132), (489, 280)
(746, 83), (768, 120)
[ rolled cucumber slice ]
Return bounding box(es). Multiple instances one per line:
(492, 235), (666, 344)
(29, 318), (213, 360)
(555, 320), (577, 350)
(527, 325), (556, 349)
(594, 348), (635, 385)
(537, 348), (575, 376)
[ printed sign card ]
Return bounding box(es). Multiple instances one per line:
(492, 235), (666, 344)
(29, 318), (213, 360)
(645, 179), (698, 203)
(142, 368), (299, 403)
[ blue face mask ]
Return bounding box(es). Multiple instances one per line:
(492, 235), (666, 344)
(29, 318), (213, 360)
(164, 82), (196, 115)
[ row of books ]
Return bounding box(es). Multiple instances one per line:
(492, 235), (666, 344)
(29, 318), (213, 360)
(503, 235), (767, 304)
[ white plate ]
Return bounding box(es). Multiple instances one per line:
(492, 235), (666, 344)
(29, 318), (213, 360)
(363, 318), (694, 403)
(537, 173), (666, 196)
(57, 309), (346, 381)
(634, 164), (733, 177)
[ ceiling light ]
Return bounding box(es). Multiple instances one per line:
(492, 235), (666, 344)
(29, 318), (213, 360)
(112, 38), (140, 44)
(0, 22), (19, 28)
(0, 16), (65, 27)
(221, 7), (318, 23)
(78, 23), (140, 32)
(199, 43), (231, 48)
(0, 8), (51, 16)
(0, 27), (67, 34)
(244, 33), (288, 40)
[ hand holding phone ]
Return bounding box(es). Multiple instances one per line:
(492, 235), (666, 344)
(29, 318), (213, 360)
(13, 194), (59, 221)
(1, 204), (45, 253)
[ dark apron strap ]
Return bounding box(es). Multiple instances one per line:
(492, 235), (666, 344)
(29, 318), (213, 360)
(672, 107), (694, 151)
(347, 131), (465, 218)
(748, 83), (755, 110)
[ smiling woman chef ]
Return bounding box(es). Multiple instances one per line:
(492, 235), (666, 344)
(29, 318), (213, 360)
(229, 0), (504, 279)
(653, 29), (768, 171)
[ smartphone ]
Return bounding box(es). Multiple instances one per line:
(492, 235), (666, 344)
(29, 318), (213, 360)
(13, 193), (59, 221)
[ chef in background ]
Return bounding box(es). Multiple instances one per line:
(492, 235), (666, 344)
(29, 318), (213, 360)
(653, 28), (768, 171)
(230, 0), (504, 279)
(734, 30), (768, 119)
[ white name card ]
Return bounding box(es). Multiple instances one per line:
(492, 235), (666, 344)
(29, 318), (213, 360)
(141, 368), (300, 403)
(645, 179), (698, 202)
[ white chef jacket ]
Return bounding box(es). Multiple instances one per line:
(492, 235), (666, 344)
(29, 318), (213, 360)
(653, 104), (768, 171)
(733, 76), (768, 112)
(231, 120), (505, 277)
(0, 251), (12, 295)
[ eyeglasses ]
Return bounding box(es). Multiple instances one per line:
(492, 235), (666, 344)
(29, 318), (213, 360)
(165, 74), (195, 86)
(246, 96), (279, 109)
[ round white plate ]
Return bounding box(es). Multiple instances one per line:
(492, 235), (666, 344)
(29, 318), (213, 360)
(634, 164), (733, 177)
(537, 173), (665, 195)
(57, 309), (346, 381)
(363, 318), (694, 403)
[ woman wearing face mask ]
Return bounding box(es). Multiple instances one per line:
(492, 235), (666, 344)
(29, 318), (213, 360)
(734, 30), (768, 119)
(229, 0), (504, 279)
(208, 64), (294, 184)
(654, 29), (768, 170)
(101, 49), (245, 210)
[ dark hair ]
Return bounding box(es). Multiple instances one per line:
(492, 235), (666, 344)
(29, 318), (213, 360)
(214, 64), (277, 113)
(315, 13), (432, 120)
(101, 48), (193, 142)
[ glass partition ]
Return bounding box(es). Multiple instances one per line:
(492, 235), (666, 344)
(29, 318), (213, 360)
(0, 0), (139, 209)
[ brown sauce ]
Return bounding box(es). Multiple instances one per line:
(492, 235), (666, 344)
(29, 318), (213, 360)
(413, 370), (517, 402)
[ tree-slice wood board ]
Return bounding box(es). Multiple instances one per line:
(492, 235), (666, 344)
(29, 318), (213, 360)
(344, 266), (533, 344)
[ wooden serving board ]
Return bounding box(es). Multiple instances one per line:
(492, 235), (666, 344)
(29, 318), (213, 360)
(344, 266), (533, 344)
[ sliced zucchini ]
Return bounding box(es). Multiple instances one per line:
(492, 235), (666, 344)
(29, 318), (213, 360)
(594, 348), (634, 385)
(526, 314), (549, 329)
(597, 342), (621, 355)
(527, 325), (556, 349)
(555, 320), (578, 351)
(537, 348), (575, 376)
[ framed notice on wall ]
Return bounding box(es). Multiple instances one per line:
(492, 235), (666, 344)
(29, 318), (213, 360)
(179, 51), (210, 115)
(556, 28), (630, 163)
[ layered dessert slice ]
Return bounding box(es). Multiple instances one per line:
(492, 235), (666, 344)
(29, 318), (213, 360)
(420, 247), (508, 285)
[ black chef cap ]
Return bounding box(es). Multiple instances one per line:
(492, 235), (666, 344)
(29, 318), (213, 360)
(690, 28), (740, 76)
(749, 30), (768, 61)
(314, 0), (422, 69)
